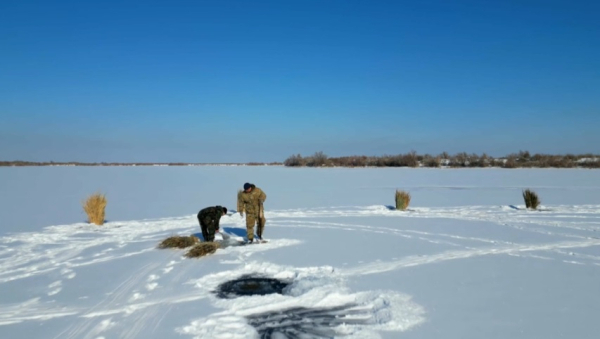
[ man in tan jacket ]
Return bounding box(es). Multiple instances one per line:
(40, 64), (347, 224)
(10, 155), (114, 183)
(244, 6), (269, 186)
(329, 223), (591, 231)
(237, 183), (267, 243)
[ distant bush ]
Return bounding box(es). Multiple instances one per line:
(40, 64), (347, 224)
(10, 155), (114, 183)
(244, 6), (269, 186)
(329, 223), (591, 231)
(422, 155), (441, 167)
(522, 189), (540, 210)
(478, 153), (491, 167)
(362, 152), (420, 167)
(579, 158), (600, 168)
(336, 155), (368, 167)
(403, 151), (419, 167)
(82, 193), (107, 225)
(185, 242), (220, 258)
(306, 151), (329, 167)
(449, 152), (469, 167)
(395, 190), (411, 210)
(158, 235), (200, 249)
(503, 155), (518, 168)
(284, 154), (305, 167)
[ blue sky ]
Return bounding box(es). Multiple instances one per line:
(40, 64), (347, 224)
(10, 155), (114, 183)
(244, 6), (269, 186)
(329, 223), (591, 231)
(1, 0), (598, 162)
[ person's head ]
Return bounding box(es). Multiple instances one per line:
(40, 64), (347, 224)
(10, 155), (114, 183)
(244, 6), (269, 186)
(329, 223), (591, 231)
(217, 206), (227, 215)
(243, 182), (253, 193)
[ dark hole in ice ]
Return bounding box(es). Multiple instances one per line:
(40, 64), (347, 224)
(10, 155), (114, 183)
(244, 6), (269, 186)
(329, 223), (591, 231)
(216, 275), (291, 299)
(216, 276), (375, 337)
(247, 303), (374, 338)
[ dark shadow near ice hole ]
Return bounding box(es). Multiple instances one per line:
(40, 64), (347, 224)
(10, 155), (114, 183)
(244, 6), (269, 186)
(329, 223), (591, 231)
(216, 275), (374, 338)
(247, 303), (373, 338)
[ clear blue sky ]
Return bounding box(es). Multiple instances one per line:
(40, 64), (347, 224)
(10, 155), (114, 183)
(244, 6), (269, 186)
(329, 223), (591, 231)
(1, 0), (598, 163)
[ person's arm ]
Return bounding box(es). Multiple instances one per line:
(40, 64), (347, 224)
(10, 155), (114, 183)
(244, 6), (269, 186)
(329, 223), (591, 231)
(215, 215), (221, 231)
(237, 190), (245, 215)
(259, 189), (266, 203)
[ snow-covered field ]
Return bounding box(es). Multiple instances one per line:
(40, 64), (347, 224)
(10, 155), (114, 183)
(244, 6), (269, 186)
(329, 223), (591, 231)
(1, 167), (600, 338)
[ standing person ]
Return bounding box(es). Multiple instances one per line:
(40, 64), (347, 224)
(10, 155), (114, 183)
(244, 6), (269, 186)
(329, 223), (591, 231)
(197, 205), (227, 242)
(237, 183), (267, 243)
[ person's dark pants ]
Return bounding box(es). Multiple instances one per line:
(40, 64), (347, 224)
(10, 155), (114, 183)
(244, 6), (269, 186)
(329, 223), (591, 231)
(197, 213), (216, 242)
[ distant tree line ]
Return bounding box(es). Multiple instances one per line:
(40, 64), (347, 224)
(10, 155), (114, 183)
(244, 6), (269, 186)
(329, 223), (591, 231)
(283, 151), (600, 168)
(4, 152), (599, 168)
(0, 161), (282, 167)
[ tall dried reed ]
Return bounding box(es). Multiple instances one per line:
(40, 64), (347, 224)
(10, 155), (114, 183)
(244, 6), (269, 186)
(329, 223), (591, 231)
(522, 189), (540, 210)
(83, 192), (107, 225)
(395, 190), (411, 210)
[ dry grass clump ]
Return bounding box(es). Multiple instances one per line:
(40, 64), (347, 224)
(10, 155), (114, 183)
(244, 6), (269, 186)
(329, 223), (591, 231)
(523, 189), (540, 210)
(158, 235), (200, 249)
(82, 192), (107, 225)
(395, 190), (411, 210)
(185, 242), (220, 258)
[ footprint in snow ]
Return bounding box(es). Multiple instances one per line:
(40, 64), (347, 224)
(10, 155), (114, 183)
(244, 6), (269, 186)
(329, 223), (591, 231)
(48, 280), (62, 296)
(129, 292), (146, 302)
(61, 268), (76, 279)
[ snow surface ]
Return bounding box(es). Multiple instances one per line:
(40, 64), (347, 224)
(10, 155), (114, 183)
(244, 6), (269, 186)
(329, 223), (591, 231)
(1, 167), (600, 338)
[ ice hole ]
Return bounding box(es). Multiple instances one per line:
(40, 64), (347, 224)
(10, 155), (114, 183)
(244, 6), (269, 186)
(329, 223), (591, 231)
(216, 275), (291, 299)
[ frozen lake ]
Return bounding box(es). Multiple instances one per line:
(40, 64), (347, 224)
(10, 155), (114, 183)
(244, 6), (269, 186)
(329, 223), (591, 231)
(2, 166), (599, 233)
(1, 167), (599, 338)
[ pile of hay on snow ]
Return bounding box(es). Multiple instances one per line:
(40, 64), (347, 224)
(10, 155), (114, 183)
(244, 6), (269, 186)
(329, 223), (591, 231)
(158, 235), (200, 249)
(185, 242), (220, 258)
